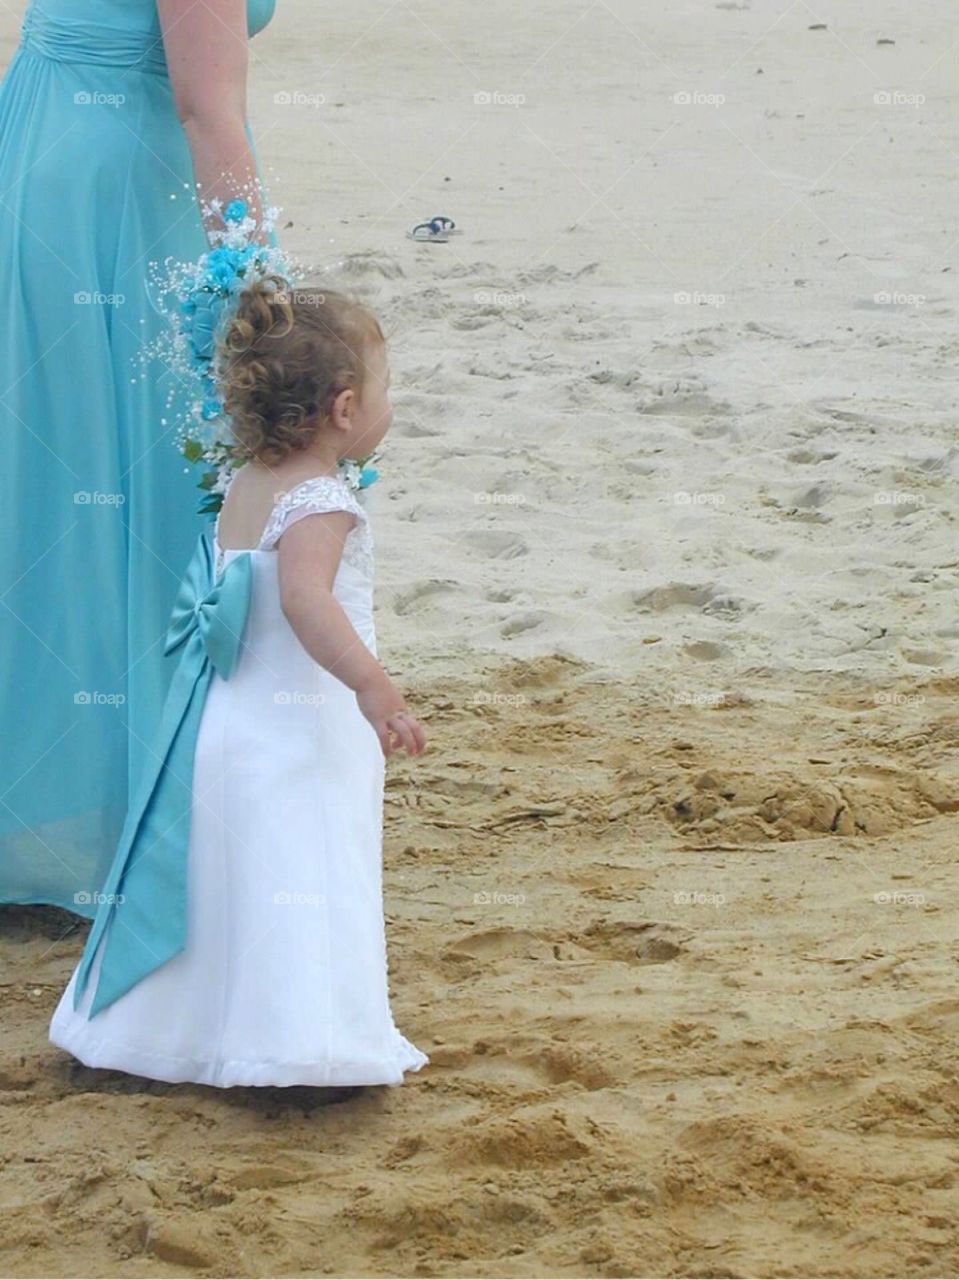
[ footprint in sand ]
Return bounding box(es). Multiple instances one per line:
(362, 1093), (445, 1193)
(392, 580), (459, 617)
(443, 927), (552, 963)
(683, 640), (732, 660)
(787, 447), (839, 465)
(331, 251), (405, 282)
(623, 588), (745, 625)
(436, 927), (549, 981)
(500, 611), (551, 638)
(389, 401), (443, 437)
(576, 920), (688, 966)
(638, 391), (732, 418)
(434, 1035), (617, 1092)
(630, 582), (719, 612)
(809, 401), (873, 426)
(525, 1044), (618, 1090)
(588, 367), (643, 392)
(459, 529), (529, 560)
(0, 1055), (41, 1092)
(701, 593), (750, 618)
(452, 1105), (595, 1168)
(789, 481), (833, 509)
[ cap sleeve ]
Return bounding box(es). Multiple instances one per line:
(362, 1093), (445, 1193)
(258, 475), (366, 551)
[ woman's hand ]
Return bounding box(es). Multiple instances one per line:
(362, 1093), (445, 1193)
(356, 677), (427, 758)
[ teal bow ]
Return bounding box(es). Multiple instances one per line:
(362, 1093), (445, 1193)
(73, 529), (252, 1017)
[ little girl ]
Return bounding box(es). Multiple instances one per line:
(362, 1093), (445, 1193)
(48, 277), (430, 1089)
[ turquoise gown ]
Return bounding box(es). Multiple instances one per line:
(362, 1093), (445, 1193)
(0, 0), (276, 919)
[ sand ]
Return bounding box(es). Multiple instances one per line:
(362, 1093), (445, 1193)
(2, 0), (959, 1276)
(4, 665), (959, 1276)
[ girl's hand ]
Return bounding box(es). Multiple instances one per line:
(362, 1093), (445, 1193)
(357, 679), (427, 758)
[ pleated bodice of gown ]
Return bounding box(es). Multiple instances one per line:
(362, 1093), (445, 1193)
(20, 0), (276, 68)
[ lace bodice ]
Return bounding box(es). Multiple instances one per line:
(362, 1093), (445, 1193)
(214, 474), (374, 580)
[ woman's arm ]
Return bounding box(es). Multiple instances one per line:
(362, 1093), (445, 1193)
(278, 512), (426, 757)
(156, 0), (266, 239)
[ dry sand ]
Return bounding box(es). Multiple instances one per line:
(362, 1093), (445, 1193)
(2, 0), (959, 1277)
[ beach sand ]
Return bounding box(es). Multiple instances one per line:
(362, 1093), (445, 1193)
(2, 0), (958, 1276)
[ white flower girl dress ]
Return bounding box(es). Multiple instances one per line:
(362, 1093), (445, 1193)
(49, 475), (429, 1088)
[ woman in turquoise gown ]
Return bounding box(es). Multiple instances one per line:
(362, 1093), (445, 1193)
(0, 0), (276, 917)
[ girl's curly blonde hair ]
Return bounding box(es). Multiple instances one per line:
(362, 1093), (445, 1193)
(216, 274), (385, 465)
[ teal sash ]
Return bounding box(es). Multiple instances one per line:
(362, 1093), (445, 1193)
(73, 529), (252, 1017)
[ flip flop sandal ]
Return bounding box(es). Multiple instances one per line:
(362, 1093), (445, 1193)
(407, 219), (449, 243)
(429, 215), (462, 235)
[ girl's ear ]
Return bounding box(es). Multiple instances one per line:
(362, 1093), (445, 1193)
(329, 387), (354, 432)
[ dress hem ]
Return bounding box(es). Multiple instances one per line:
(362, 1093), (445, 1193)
(0, 892), (95, 921)
(48, 1022), (429, 1089)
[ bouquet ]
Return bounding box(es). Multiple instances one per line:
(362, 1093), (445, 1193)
(144, 189), (379, 515)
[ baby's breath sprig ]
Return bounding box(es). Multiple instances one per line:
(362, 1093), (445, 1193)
(143, 184), (380, 515)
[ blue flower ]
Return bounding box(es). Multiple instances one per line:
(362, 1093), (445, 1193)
(224, 199), (247, 224)
(189, 291), (230, 359)
(222, 245), (262, 291)
(358, 467), (379, 488)
(204, 246), (243, 290)
(201, 397), (223, 421)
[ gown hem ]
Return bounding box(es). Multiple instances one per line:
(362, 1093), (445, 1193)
(2, 893), (95, 921)
(49, 1018), (429, 1089)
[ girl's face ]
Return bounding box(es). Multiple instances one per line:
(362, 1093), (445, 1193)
(335, 339), (392, 461)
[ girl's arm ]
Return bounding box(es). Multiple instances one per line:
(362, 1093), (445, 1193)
(277, 512), (426, 757)
(156, 0), (265, 239)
